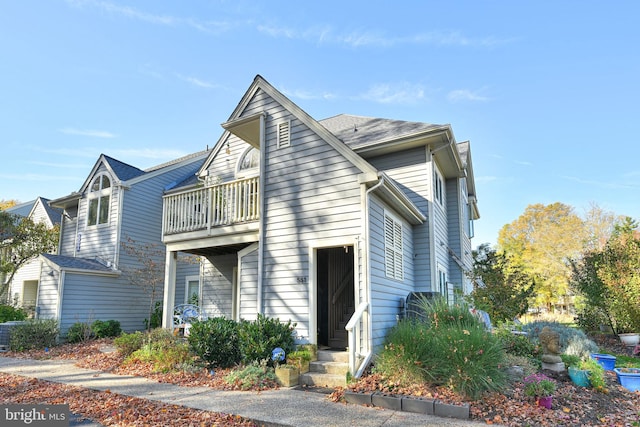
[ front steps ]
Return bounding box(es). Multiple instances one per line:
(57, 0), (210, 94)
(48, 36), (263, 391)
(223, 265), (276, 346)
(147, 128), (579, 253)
(299, 349), (349, 388)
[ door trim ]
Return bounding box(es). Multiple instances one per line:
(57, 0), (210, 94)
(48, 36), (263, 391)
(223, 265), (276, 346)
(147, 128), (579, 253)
(308, 236), (359, 346)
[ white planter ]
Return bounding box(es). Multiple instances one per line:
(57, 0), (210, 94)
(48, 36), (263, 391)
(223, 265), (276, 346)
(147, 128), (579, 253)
(619, 333), (640, 347)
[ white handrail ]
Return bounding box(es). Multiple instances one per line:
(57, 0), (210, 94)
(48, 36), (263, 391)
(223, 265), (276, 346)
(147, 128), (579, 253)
(345, 301), (369, 377)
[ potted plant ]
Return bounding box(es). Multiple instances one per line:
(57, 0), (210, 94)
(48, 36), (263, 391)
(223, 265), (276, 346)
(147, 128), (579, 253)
(274, 364), (300, 387)
(564, 355), (591, 388)
(287, 349), (312, 374)
(523, 373), (556, 409)
(613, 367), (640, 392)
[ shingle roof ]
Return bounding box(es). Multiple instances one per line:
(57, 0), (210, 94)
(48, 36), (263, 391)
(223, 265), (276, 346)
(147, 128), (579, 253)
(38, 197), (63, 225)
(41, 253), (117, 273)
(4, 200), (36, 217)
(102, 155), (146, 182)
(319, 114), (445, 150)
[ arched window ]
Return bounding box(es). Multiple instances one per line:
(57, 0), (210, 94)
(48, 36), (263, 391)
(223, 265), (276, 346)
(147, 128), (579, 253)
(237, 147), (259, 176)
(87, 174), (111, 226)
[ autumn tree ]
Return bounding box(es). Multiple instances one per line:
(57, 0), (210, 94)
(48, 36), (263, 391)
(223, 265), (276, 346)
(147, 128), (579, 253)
(0, 211), (59, 301)
(120, 236), (200, 330)
(498, 203), (586, 311)
(582, 202), (624, 251)
(468, 243), (535, 323)
(0, 200), (18, 211)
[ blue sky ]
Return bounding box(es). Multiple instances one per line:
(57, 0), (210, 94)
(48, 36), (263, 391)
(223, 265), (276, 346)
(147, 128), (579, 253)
(1, 1), (639, 247)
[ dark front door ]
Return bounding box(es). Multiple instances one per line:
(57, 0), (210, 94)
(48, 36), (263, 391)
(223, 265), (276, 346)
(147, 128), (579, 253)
(317, 246), (354, 350)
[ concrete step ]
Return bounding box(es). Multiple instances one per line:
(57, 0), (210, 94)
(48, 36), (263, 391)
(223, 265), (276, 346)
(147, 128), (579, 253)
(317, 350), (349, 363)
(310, 360), (349, 375)
(299, 372), (347, 388)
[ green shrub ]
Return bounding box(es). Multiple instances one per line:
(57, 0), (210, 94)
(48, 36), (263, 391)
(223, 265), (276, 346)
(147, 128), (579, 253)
(129, 340), (193, 372)
(494, 327), (539, 358)
(114, 331), (145, 356)
(91, 319), (121, 338)
(188, 317), (241, 368)
(237, 314), (296, 365)
(66, 322), (94, 343)
(503, 353), (539, 377)
(0, 305), (27, 323)
(224, 360), (278, 391)
(9, 319), (58, 351)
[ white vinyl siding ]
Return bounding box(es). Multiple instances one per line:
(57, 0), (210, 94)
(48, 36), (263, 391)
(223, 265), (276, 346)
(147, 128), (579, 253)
(367, 147), (430, 289)
(201, 255), (235, 318)
(368, 196), (414, 350)
(384, 211), (403, 281)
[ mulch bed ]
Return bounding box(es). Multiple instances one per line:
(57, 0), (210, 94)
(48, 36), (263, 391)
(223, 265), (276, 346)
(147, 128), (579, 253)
(1, 335), (639, 426)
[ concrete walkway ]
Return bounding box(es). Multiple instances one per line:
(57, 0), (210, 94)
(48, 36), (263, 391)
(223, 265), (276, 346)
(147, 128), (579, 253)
(0, 357), (485, 427)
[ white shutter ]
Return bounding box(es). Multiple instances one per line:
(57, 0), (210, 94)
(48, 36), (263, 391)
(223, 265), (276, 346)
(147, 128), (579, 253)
(384, 212), (404, 280)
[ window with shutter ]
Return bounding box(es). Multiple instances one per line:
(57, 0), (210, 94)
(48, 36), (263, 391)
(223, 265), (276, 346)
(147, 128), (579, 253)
(384, 212), (404, 281)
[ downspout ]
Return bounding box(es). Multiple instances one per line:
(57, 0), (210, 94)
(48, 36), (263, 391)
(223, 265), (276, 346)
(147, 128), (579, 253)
(113, 185), (126, 268)
(256, 112), (267, 315)
(56, 270), (65, 334)
(360, 174), (386, 370)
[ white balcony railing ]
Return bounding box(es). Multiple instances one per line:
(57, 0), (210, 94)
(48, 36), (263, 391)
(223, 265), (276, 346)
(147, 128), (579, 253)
(163, 177), (259, 235)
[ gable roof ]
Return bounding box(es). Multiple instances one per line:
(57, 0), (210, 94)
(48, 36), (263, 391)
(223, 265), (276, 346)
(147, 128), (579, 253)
(4, 200), (36, 217)
(30, 197), (63, 226)
(50, 150), (209, 209)
(199, 75), (378, 177)
(41, 253), (120, 276)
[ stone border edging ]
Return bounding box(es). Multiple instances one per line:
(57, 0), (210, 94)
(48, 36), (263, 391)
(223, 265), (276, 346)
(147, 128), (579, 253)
(343, 391), (470, 420)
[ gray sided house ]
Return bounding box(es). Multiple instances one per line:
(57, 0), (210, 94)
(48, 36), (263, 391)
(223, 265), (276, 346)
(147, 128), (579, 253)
(4, 198), (62, 312)
(42, 151), (209, 335)
(160, 75), (479, 376)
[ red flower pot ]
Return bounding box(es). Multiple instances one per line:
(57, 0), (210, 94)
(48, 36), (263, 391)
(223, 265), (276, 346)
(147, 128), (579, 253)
(536, 396), (553, 409)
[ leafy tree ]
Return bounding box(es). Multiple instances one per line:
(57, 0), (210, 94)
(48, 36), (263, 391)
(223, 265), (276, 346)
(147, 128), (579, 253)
(498, 203), (586, 311)
(0, 200), (18, 211)
(582, 202), (624, 252)
(597, 218), (640, 333)
(571, 217), (640, 334)
(0, 211), (59, 301)
(468, 244), (535, 323)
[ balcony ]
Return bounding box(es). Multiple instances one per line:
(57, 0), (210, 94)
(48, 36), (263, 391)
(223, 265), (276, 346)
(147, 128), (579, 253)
(162, 177), (259, 242)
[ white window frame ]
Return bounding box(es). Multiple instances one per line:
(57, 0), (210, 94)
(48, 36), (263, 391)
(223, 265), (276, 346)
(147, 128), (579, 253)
(86, 173), (111, 227)
(184, 275), (201, 304)
(384, 210), (404, 281)
(434, 168), (444, 206)
(235, 146), (260, 179)
(438, 267), (448, 302)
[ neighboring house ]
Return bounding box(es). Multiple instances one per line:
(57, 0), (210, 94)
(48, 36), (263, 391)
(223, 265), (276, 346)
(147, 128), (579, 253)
(41, 151), (209, 335)
(160, 75), (479, 377)
(2, 198), (62, 313)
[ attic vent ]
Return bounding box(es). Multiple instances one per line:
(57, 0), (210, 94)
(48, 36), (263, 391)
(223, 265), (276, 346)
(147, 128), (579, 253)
(277, 120), (291, 148)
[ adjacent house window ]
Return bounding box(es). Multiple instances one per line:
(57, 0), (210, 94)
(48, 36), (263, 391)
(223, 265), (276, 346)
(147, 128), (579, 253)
(434, 169), (444, 205)
(384, 211), (404, 281)
(438, 268), (448, 302)
(87, 174), (111, 226)
(277, 120), (291, 148)
(185, 276), (200, 304)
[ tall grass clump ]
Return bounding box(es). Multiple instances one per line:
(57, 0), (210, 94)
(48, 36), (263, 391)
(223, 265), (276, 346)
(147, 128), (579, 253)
(375, 296), (507, 399)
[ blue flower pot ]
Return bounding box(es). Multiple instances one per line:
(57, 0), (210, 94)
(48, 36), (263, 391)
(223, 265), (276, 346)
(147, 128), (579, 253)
(568, 366), (591, 387)
(614, 368), (640, 392)
(590, 353), (616, 371)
